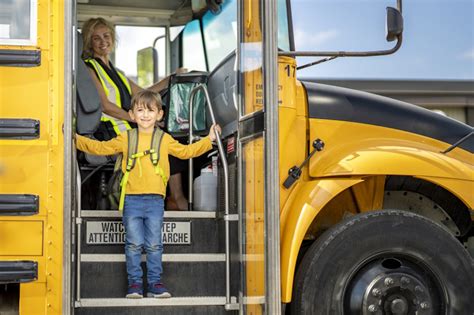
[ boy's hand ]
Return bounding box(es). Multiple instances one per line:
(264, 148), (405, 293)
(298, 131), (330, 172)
(209, 124), (221, 142)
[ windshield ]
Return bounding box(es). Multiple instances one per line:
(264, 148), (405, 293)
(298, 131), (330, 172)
(201, 0), (290, 71)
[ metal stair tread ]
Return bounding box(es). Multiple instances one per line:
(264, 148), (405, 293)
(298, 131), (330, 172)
(75, 296), (238, 307)
(80, 253), (225, 262)
(81, 210), (217, 218)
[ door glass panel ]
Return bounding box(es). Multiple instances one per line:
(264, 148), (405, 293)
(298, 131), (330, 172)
(240, 1), (263, 117)
(239, 0), (266, 313)
(202, 0), (237, 71)
(241, 136), (265, 313)
(0, 0), (37, 45)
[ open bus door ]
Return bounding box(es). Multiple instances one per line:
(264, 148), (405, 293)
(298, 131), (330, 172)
(238, 0), (281, 314)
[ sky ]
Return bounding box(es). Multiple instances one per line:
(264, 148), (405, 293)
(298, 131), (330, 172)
(292, 0), (474, 80)
(115, 0), (474, 82)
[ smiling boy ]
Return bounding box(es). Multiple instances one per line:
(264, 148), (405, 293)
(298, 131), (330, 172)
(76, 89), (220, 298)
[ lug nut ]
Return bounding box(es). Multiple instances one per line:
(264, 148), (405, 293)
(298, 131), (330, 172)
(420, 302), (430, 310)
(401, 277), (410, 285)
(368, 304), (378, 312)
(371, 288), (382, 297)
(384, 277), (394, 286)
(415, 285), (424, 293)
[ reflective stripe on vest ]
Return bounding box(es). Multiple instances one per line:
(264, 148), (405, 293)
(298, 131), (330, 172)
(85, 58), (132, 135)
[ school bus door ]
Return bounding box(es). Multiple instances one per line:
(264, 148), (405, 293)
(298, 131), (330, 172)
(238, 0), (280, 313)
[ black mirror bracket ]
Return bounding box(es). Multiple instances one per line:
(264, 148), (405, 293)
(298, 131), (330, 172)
(283, 139), (325, 189)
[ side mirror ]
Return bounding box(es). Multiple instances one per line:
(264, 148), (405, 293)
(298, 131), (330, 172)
(279, 0), (404, 61)
(137, 47), (158, 87)
(386, 7), (403, 42)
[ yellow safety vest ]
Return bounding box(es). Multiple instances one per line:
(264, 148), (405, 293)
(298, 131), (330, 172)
(85, 58), (132, 135)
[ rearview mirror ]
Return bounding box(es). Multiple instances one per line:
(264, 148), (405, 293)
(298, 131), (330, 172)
(137, 47), (158, 87)
(386, 7), (403, 42)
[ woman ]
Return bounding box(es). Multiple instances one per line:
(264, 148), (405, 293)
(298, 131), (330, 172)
(81, 17), (188, 210)
(82, 17), (171, 140)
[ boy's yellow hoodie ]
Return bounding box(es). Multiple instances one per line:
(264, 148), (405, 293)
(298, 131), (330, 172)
(77, 131), (212, 196)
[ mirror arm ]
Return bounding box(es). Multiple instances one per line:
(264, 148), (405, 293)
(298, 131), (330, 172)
(397, 0), (403, 13)
(152, 35), (166, 49)
(278, 35), (402, 58)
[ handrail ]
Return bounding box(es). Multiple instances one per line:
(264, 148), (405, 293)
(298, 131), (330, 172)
(75, 161), (83, 303)
(188, 84), (232, 307)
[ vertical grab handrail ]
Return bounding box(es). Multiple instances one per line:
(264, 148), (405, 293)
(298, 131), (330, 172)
(75, 162), (83, 303)
(188, 84), (231, 306)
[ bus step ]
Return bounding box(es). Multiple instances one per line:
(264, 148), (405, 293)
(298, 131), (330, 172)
(75, 296), (237, 307)
(74, 296), (238, 315)
(80, 210), (218, 219)
(79, 258), (239, 298)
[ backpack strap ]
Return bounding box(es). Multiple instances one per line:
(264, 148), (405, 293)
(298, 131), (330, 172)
(118, 129), (139, 211)
(126, 129), (139, 171)
(150, 128), (164, 165)
(150, 128), (167, 186)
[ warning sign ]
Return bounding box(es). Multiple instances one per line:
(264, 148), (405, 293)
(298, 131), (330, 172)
(86, 221), (191, 245)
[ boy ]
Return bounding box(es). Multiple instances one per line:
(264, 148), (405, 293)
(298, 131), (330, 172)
(76, 89), (220, 298)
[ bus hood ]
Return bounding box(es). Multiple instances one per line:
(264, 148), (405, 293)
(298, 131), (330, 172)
(302, 81), (474, 153)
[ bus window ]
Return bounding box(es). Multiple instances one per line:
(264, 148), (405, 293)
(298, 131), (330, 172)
(115, 25), (166, 82)
(0, 0), (37, 45)
(201, 0), (290, 71)
(202, 0), (237, 71)
(182, 20), (207, 71)
(278, 0), (290, 51)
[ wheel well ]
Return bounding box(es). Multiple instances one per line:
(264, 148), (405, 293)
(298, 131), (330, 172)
(384, 175), (472, 238)
(300, 175), (472, 270)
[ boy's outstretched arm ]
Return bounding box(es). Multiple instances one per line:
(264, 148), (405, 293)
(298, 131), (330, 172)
(76, 133), (124, 156)
(168, 124), (221, 159)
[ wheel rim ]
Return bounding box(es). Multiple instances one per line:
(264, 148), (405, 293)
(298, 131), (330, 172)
(343, 255), (446, 314)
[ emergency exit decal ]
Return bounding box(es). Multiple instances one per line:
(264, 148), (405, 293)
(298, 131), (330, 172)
(86, 221), (191, 245)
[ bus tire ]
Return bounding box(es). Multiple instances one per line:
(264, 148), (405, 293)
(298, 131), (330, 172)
(290, 210), (474, 315)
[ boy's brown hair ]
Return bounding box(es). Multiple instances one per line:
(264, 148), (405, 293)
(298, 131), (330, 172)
(131, 90), (163, 111)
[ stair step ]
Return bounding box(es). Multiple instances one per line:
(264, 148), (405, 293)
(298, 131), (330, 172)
(80, 210), (217, 218)
(75, 296), (237, 307)
(79, 260), (237, 298)
(80, 253), (224, 262)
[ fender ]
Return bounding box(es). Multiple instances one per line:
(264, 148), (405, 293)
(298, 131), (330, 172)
(308, 120), (473, 207)
(280, 177), (363, 302)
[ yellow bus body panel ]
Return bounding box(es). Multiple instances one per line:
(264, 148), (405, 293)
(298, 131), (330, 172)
(0, 0), (65, 314)
(0, 221), (43, 256)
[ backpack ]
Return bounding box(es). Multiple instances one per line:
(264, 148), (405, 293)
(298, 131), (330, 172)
(107, 128), (166, 210)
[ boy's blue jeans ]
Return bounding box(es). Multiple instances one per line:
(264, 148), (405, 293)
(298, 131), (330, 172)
(122, 194), (164, 285)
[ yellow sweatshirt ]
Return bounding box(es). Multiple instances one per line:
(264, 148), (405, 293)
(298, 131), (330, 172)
(76, 130), (212, 196)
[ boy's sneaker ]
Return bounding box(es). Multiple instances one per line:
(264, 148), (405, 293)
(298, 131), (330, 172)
(147, 283), (171, 298)
(126, 283), (143, 299)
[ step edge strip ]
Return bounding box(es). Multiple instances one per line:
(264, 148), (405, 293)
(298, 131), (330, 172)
(81, 210), (217, 219)
(75, 296), (237, 308)
(81, 253), (225, 262)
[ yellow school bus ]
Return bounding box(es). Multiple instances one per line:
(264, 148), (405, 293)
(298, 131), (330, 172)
(0, 0), (472, 314)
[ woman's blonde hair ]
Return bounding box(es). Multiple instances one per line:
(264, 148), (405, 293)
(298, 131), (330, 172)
(81, 18), (116, 60)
